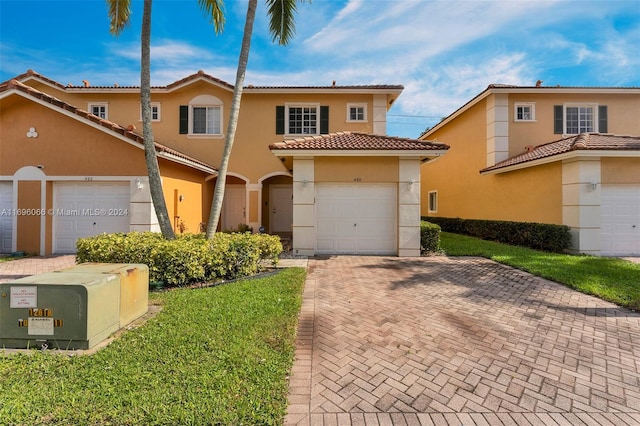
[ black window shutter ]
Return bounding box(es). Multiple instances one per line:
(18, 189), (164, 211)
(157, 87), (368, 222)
(179, 105), (189, 134)
(598, 105), (608, 133)
(553, 105), (563, 134)
(275, 106), (285, 135)
(320, 106), (329, 134)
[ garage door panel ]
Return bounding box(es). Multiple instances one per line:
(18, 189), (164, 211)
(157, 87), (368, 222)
(0, 182), (13, 253)
(54, 182), (130, 254)
(601, 185), (640, 256)
(316, 183), (396, 255)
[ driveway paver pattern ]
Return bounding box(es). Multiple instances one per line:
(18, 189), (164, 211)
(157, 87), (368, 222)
(285, 256), (640, 425)
(0, 255), (76, 282)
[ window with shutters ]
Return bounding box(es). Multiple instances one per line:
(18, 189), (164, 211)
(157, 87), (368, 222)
(276, 104), (329, 136)
(288, 104), (318, 135)
(554, 104), (607, 135)
(179, 95), (223, 137)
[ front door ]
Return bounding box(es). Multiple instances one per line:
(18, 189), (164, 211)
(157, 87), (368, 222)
(270, 184), (293, 234)
(222, 185), (246, 231)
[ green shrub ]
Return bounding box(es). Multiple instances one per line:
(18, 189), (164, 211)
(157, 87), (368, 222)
(420, 221), (441, 254)
(76, 231), (283, 286)
(422, 217), (572, 253)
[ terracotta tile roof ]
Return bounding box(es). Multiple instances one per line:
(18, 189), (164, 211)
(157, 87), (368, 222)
(0, 79), (217, 174)
(481, 133), (640, 173)
(8, 69), (403, 92)
(269, 131), (449, 151)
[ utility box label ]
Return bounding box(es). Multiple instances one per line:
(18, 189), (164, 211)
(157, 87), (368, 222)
(10, 286), (37, 308)
(28, 317), (54, 335)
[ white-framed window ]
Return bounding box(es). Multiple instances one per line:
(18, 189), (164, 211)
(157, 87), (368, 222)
(514, 103), (535, 122)
(182, 95), (223, 137)
(88, 103), (108, 119)
(428, 190), (438, 213)
(565, 104), (595, 134)
(347, 103), (367, 122)
(140, 102), (161, 122)
(287, 103), (319, 135)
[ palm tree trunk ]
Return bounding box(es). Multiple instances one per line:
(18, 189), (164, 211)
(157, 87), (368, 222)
(141, 0), (175, 239)
(205, 0), (257, 238)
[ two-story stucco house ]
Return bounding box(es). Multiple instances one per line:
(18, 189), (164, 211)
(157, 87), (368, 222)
(1, 70), (448, 256)
(420, 83), (640, 256)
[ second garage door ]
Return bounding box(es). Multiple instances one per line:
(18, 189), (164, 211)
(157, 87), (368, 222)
(601, 184), (640, 256)
(0, 182), (13, 253)
(54, 182), (130, 253)
(316, 183), (396, 255)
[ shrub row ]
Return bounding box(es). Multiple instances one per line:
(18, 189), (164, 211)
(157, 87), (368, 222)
(420, 221), (441, 254)
(422, 217), (572, 253)
(76, 232), (283, 287)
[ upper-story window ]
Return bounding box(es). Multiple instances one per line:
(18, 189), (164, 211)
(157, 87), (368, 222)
(88, 103), (108, 119)
(276, 104), (329, 136)
(140, 102), (161, 122)
(179, 95), (223, 137)
(554, 104), (607, 135)
(347, 103), (367, 122)
(514, 103), (535, 121)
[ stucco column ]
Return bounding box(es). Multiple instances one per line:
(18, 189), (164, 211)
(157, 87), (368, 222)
(246, 183), (262, 232)
(562, 158), (601, 255)
(129, 177), (159, 232)
(486, 93), (509, 167)
(398, 159), (421, 257)
(292, 157), (315, 256)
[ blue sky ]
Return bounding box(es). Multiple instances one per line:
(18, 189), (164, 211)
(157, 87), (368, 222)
(1, 0), (639, 138)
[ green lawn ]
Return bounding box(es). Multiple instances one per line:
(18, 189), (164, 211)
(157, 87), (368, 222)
(0, 267), (306, 426)
(440, 232), (640, 310)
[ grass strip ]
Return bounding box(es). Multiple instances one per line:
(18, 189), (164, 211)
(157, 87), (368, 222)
(440, 232), (640, 310)
(0, 267), (306, 425)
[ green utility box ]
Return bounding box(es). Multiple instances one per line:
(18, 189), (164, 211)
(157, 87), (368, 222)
(0, 272), (120, 350)
(60, 263), (149, 328)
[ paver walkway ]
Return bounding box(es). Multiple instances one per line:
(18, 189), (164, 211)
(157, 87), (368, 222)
(285, 256), (640, 426)
(0, 255), (76, 282)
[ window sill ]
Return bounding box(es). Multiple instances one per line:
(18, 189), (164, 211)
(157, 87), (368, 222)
(514, 119), (537, 123)
(186, 134), (224, 140)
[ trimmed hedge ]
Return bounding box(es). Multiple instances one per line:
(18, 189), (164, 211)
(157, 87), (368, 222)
(76, 232), (283, 286)
(420, 221), (441, 254)
(422, 216), (572, 253)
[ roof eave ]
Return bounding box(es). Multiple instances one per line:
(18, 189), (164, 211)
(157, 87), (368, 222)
(270, 149), (448, 159)
(480, 149), (640, 175)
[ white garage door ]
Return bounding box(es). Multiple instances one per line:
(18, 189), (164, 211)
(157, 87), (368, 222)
(601, 185), (640, 256)
(54, 182), (130, 253)
(0, 182), (13, 253)
(316, 183), (396, 255)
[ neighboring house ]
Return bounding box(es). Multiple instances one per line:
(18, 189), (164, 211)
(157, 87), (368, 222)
(1, 70), (448, 256)
(420, 83), (640, 256)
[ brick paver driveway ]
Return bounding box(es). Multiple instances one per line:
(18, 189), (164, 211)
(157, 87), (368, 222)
(285, 256), (640, 426)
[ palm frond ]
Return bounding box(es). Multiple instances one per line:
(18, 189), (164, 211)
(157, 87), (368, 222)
(198, 0), (226, 34)
(265, 0), (302, 45)
(107, 0), (132, 36)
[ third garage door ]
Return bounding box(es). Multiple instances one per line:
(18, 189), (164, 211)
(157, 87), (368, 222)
(316, 183), (396, 255)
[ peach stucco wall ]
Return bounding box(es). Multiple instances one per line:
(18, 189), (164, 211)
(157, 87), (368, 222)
(421, 99), (563, 224)
(24, 81), (379, 184)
